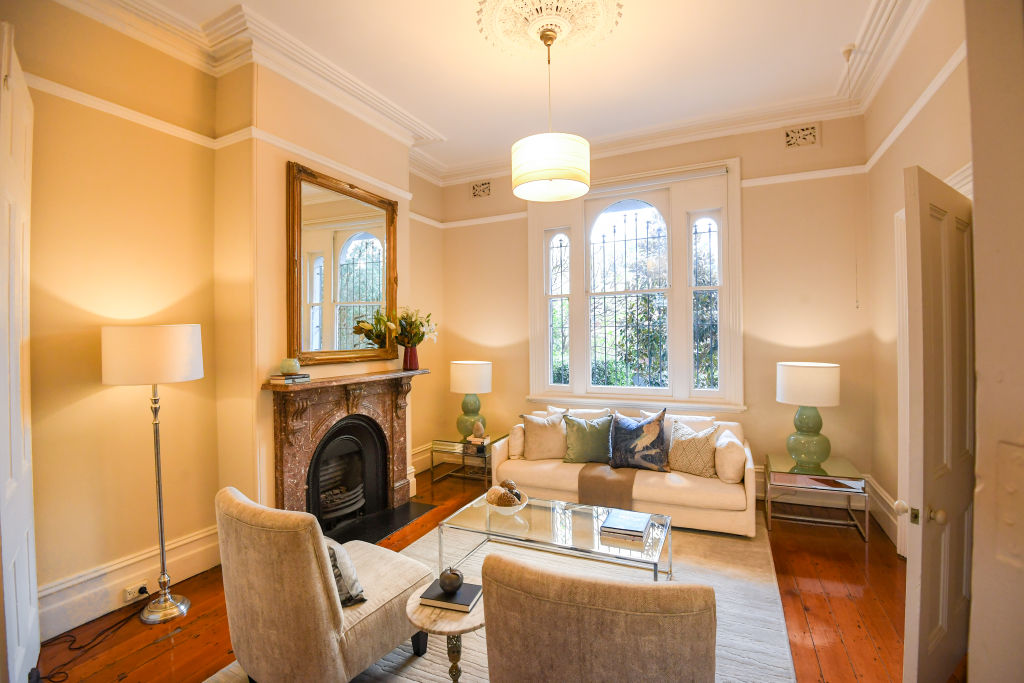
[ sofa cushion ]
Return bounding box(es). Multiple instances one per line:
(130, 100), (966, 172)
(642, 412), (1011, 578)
(632, 470), (747, 511)
(563, 414), (613, 463)
(714, 420), (744, 442)
(668, 423), (718, 477)
(496, 458), (585, 493)
(520, 412), (567, 460)
(610, 410), (669, 471)
(642, 411), (715, 443)
(508, 424), (525, 459)
(715, 430), (747, 484)
(327, 545), (366, 607)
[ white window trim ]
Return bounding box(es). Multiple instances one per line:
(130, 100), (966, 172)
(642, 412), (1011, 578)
(527, 158), (745, 412)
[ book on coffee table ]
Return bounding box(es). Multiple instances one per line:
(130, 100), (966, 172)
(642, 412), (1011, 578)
(600, 509), (653, 539)
(418, 579), (482, 613)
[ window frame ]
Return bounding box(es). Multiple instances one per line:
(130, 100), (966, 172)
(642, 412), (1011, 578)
(545, 229), (572, 388)
(527, 159), (744, 412)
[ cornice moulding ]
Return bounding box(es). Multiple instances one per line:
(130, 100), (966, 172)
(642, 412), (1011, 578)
(55, 0), (445, 148)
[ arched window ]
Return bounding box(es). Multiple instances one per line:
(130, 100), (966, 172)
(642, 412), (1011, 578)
(588, 200), (669, 388)
(548, 232), (570, 384)
(308, 254), (325, 351)
(336, 233), (383, 350)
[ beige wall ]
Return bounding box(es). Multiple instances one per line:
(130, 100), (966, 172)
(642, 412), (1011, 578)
(865, 4), (972, 495)
(433, 120), (873, 473)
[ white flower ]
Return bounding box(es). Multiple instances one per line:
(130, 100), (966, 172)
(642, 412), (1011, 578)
(359, 321), (372, 331)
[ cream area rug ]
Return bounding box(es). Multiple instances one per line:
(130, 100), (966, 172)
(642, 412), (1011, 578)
(207, 518), (795, 682)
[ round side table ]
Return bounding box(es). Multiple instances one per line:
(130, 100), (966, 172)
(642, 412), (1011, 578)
(405, 589), (485, 683)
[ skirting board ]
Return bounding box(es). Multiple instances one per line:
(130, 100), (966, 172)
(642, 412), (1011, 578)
(37, 525), (221, 640)
(754, 469), (898, 545)
(411, 443), (432, 475)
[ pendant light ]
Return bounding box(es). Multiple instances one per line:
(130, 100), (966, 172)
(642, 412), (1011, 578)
(511, 28), (590, 202)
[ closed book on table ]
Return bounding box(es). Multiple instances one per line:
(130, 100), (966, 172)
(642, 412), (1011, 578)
(600, 509), (652, 538)
(418, 579), (482, 613)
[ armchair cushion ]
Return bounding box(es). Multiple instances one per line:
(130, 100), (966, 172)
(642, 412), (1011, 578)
(327, 545), (366, 607)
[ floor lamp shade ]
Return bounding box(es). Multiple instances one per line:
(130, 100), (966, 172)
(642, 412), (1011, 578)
(102, 324), (204, 385)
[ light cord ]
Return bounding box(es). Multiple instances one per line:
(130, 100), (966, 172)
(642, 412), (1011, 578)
(546, 41), (552, 132)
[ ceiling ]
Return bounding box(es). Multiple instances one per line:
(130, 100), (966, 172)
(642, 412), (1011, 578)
(150, 1), (877, 178)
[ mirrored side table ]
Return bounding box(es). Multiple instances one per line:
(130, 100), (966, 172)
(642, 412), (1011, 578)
(764, 452), (869, 542)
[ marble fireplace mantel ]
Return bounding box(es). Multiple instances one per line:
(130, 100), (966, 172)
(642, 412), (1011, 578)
(262, 369), (429, 512)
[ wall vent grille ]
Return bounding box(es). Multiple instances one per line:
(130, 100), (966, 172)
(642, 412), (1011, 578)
(472, 181), (492, 198)
(784, 124), (820, 149)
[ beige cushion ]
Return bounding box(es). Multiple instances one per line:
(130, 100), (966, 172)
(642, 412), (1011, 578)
(544, 405), (613, 420)
(508, 424), (525, 459)
(668, 423), (718, 477)
(495, 458), (585, 493)
(714, 430), (747, 484)
(521, 412), (567, 460)
(642, 411), (716, 443)
(714, 420), (744, 442)
(632, 470), (747, 511)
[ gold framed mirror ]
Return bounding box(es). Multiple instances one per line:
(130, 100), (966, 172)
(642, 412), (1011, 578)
(287, 162), (398, 365)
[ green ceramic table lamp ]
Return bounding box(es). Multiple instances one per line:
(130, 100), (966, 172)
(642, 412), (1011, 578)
(776, 362), (840, 466)
(451, 360), (492, 439)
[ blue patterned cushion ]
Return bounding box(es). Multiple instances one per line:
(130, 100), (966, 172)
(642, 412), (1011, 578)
(609, 410), (669, 471)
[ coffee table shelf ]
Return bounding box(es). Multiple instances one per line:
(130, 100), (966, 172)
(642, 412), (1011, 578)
(437, 494), (673, 581)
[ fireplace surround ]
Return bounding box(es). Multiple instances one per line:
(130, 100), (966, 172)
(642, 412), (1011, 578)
(263, 369), (428, 514)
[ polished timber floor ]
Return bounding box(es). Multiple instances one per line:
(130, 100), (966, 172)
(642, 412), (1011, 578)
(36, 474), (905, 682)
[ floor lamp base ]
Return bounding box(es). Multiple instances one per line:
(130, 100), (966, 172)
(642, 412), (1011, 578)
(140, 593), (190, 624)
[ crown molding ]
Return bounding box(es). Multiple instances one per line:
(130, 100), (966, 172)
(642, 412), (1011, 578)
(54, 0), (445, 148)
(846, 0), (933, 110)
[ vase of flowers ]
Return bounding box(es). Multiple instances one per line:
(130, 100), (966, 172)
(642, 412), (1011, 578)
(351, 309), (396, 349)
(395, 308), (436, 371)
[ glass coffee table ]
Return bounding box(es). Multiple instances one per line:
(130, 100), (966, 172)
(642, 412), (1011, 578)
(438, 494), (673, 581)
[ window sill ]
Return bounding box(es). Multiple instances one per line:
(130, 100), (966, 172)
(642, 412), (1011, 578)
(526, 394), (747, 414)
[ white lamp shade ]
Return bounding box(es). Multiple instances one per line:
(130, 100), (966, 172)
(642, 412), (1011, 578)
(511, 132), (590, 202)
(102, 324), (204, 386)
(776, 362), (840, 407)
(450, 361), (492, 394)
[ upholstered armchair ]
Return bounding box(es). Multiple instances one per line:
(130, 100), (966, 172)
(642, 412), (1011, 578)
(481, 554), (717, 683)
(215, 487), (433, 682)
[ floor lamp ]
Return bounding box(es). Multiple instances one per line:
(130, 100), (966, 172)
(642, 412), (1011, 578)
(102, 324), (204, 624)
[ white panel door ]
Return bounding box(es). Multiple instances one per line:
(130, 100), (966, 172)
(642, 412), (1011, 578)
(0, 23), (39, 683)
(902, 166), (973, 682)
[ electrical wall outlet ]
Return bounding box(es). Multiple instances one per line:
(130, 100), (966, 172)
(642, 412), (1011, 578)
(123, 579), (150, 603)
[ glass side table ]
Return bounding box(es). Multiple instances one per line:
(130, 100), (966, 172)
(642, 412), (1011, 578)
(430, 435), (507, 485)
(764, 452), (869, 542)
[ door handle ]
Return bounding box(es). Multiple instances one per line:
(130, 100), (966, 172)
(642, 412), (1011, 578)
(894, 500), (910, 515)
(928, 508), (948, 525)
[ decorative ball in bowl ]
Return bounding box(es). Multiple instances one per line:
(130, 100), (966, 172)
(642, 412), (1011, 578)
(485, 483), (528, 515)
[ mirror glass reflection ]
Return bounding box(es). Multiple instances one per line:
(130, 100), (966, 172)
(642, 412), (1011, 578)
(300, 181), (387, 353)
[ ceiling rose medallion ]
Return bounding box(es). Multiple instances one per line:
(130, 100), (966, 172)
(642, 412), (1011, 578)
(479, 1), (623, 202)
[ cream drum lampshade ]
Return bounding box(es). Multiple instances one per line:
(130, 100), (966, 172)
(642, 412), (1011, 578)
(102, 324), (204, 385)
(450, 361), (492, 394)
(511, 132), (590, 202)
(776, 362), (840, 406)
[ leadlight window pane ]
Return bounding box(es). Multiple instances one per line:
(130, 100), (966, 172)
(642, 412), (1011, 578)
(590, 200), (668, 294)
(590, 293), (668, 387)
(549, 298), (569, 385)
(549, 233), (570, 295)
(336, 233), (384, 350)
(692, 217), (720, 286)
(310, 305), (322, 352)
(693, 290), (719, 390)
(309, 255), (324, 351)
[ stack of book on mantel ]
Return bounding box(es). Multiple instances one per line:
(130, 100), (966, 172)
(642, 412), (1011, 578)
(418, 579), (482, 613)
(599, 509), (653, 543)
(268, 373), (311, 385)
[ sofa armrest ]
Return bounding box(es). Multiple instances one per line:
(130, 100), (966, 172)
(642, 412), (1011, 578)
(491, 435), (510, 487)
(742, 442), (756, 516)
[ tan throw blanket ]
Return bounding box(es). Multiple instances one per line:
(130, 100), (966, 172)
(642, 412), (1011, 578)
(578, 464), (637, 510)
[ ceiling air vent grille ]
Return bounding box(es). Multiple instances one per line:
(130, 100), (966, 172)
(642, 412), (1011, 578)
(472, 181), (492, 198)
(784, 124), (820, 149)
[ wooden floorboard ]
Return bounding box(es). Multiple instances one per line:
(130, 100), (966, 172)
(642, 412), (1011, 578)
(37, 483), (907, 683)
(768, 502), (907, 683)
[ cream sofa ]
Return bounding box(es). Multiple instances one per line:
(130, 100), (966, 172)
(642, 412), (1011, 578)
(491, 412), (756, 537)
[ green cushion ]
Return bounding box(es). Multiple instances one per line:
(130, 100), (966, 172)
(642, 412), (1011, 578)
(562, 414), (613, 463)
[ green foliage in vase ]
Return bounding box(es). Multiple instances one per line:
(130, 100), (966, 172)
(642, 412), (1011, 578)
(394, 308), (437, 348)
(351, 309), (395, 348)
